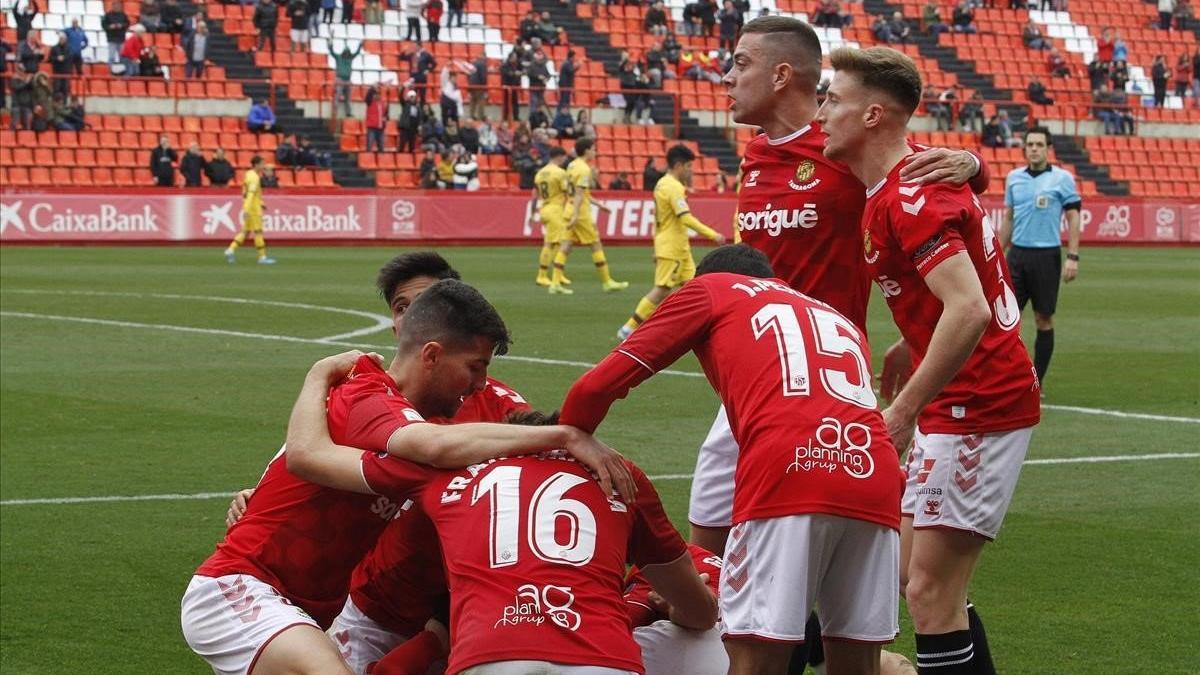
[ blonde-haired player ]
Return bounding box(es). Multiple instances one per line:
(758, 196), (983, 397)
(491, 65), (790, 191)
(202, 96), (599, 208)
(618, 144), (724, 340)
(550, 138), (629, 295)
(224, 155), (276, 265)
(533, 146), (572, 287)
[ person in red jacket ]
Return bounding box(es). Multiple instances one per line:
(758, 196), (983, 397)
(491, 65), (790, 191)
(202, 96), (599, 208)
(424, 0), (444, 43)
(118, 23), (145, 77)
(364, 86), (388, 152)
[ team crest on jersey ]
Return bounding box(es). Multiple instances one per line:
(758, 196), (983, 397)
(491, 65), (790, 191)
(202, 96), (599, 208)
(863, 228), (879, 264)
(788, 161), (821, 191)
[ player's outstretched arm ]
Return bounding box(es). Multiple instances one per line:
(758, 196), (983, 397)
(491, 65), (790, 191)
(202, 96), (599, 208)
(639, 553), (719, 631)
(681, 212), (725, 244)
(886, 253), (990, 450)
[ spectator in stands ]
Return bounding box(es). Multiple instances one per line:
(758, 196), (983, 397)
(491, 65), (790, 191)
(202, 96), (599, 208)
(677, 49), (720, 84)
(364, 87), (387, 152)
(297, 135), (331, 167)
(58, 94), (86, 131)
(440, 64), (464, 123)
(452, 145), (479, 190)
(1151, 54), (1169, 107)
(436, 148), (455, 187)
(11, 1), (39, 44)
(29, 72), (55, 131)
(465, 53), (488, 119)
(425, 0), (443, 42)
(447, 0), (465, 27)
(663, 31), (681, 64)
(419, 102), (446, 146)
(608, 172), (633, 190)
(65, 19), (88, 77)
(140, 0), (162, 32)
(682, 2), (703, 36)
(1093, 83), (1133, 134)
(408, 42), (436, 103)
(206, 147), (235, 186)
(644, 42), (669, 87)
(287, 0), (310, 52)
(519, 10), (539, 42)
(1158, 0), (1175, 30)
(9, 69), (35, 130)
(888, 11), (911, 43)
(557, 50), (577, 110)
(261, 164), (280, 188)
(951, 0), (977, 33)
(1096, 27), (1115, 63)
(537, 11), (559, 45)
(619, 58), (651, 124)
(459, 118), (480, 153)
(645, 1), (669, 36)
(183, 22), (209, 78)
(162, 0), (185, 34)
(718, 1), (743, 51)
(1193, 48), (1200, 107)
(527, 50), (551, 112)
(0, 39), (10, 111)
(1111, 30), (1128, 63)
(813, 0), (848, 29)
(871, 14), (893, 43)
(527, 104), (550, 132)
(494, 121), (514, 154)
(922, 1), (949, 36)
(511, 145), (538, 189)
(923, 83), (951, 131)
(119, 24), (145, 77)
(1176, 0), (1193, 29)
(150, 135), (177, 187)
(699, 0), (718, 36)
(1046, 47), (1070, 77)
(1027, 75), (1054, 105)
(397, 89), (423, 152)
(253, 0), (278, 51)
(1022, 19), (1049, 50)
(333, 42), (362, 117)
(49, 33), (72, 99)
(552, 106), (576, 138)
(1110, 59), (1129, 91)
(982, 110), (1020, 148)
(500, 51), (523, 120)
(444, 118), (462, 147)
(418, 146), (439, 187)
(180, 142), (207, 187)
(317, 0), (333, 28)
(959, 90), (985, 132)
(139, 44), (164, 78)
(18, 32), (43, 75)
(1087, 58), (1110, 91)
(247, 98), (278, 133)
(576, 108), (597, 140)
(341, 0), (355, 25)
(642, 158), (663, 191)
(1174, 53), (1193, 97)
(477, 117), (500, 153)
(103, 2), (131, 64)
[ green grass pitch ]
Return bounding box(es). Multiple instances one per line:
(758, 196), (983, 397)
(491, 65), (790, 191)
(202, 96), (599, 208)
(1, 244), (1197, 674)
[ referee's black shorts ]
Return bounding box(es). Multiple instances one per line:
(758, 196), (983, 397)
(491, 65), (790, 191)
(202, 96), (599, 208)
(1006, 245), (1061, 316)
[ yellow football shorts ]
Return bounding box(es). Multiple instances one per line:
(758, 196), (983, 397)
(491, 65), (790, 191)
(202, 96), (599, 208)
(653, 255), (695, 289)
(242, 211), (264, 232)
(540, 208), (566, 244)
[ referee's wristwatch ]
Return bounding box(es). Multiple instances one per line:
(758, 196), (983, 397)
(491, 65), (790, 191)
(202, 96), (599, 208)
(1066, 253), (1080, 262)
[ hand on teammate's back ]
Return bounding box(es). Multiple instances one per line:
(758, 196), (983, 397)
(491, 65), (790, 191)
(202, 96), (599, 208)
(898, 147), (976, 185)
(307, 349), (385, 386)
(560, 427), (638, 503)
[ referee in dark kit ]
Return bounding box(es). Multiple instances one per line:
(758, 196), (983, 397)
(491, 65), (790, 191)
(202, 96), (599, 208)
(1000, 127), (1081, 394)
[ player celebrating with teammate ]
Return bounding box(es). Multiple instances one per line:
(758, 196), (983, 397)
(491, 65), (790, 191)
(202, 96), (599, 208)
(550, 138), (629, 295)
(224, 155), (275, 265)
(618, 144), (725, 341)
(533, 146), (572, 288)
(563, 245), (904, 675)
(817, 47), (1040, 675)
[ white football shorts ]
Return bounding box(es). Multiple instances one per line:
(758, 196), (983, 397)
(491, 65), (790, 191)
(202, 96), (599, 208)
(327, 597), (412, 675)
(688, 405), (738, 529)
(181, 574), (323, 675)
(634, 621), (727, 675)
(901, 426), (1035, 540)
(720, 514), (899, 644)
(459, 662), (635, 675)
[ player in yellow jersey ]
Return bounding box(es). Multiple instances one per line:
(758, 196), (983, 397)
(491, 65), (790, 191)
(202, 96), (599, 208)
(224, 155), (275, 265)
(533, 146), (572, 287)
(617, 144), (724, 339)
(550, 138), (628, 295)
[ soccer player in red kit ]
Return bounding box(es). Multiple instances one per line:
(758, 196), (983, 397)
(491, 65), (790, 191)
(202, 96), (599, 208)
(281, 356), (719, 675)
(690, 15), (990, 560)
(182, 280), (633, 675)
(561, 245), (904, 675)
(816, 47), (1040, 675)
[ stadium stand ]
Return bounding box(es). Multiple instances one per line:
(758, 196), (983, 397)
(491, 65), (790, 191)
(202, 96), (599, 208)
(1, 0), (1196, 194)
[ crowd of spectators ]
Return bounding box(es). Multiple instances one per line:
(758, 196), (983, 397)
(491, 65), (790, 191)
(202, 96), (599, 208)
(147, 135), (241, 187)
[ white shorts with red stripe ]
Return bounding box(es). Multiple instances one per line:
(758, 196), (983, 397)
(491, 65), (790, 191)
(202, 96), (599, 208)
(180, 574), (322, 675)
(687, 405), (738, 529)
(634, 621), (727, 675)
(327, 597), (412, 675)
(719, 514), (899, 644)
(901, 427), (1034, 540)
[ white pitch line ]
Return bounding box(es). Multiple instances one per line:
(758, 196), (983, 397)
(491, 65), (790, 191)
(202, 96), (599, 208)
(2, 453), (1196, 506)
(2, 310), (1196, 425)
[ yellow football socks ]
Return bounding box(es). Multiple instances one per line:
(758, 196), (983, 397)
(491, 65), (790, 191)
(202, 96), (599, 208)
(551, 250), (569, 285)
(623, 296), (659, 333)
(592, 250), (613, 284)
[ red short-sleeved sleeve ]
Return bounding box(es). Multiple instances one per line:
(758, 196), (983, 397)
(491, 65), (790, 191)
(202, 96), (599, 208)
(361, 451), (433, 499)
(341, 390), (428, 450)
(618, 279), (715, 374)
(626, 464), (688, 568)
(888, 182), (969, 278)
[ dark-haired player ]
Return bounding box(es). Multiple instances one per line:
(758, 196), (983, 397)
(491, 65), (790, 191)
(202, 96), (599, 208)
(817, 46), (1039, 675)
(619, 143), (725, 340)
(551, 138), (629, 295)
(280, 353), (718, 675)
(534, 146), (573, 287)
(224, 154), (275, 265)
(183, 280), (632, 675)
(562, 245), (903, 675)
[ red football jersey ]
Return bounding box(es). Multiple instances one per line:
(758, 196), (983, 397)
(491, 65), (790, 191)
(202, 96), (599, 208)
(862, 159), (1041, 434)
(561, 273), (903, 530)
(196, 356), (426, 628)
(361, 453), (687, 675)
(348, 377), (531, 636)
(736, 123), (872, 331)
(623, 544), (722, 627)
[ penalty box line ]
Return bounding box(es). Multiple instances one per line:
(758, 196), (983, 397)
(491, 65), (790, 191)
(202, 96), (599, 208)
(2, 453), (1197, 506)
